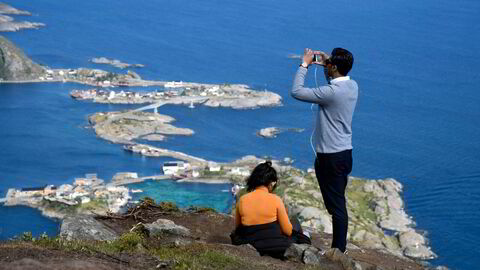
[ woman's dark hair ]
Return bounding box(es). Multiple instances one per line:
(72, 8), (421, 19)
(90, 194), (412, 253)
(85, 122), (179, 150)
(246, 161), (278, 192)
(330, 47), (354, 76)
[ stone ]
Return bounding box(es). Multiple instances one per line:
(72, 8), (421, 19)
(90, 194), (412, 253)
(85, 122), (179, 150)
(363, 182), (386, 198)
(145, 218), (190, 237)
(378, 209), (412, 232)
(398, 229), (425, 249)
(352, 230), (366, 242)
(380, 178), (403, 194)
(302, 246), (323, 265)
(346, 242), (362, 251)
(307, 190), (323, 200)
(381, 236), (401, 252)
(374, 204), (387, 216)
(174, 238), (192, 247)
(403, 245), (437, 260)
(299, 206), (323, 220)
(302, 216), (333, 234)
(292, 176), (305, 185)
(240, 244), (257, 252)
(284, 243), (310, 262)
(130, 222), (150, 238)
(324, 248), (354, 270)
(361, 232), (383, 249)
(353, 261), (363, 270)
(141, 134), (166, 141)
(257, 127), (280, 138)
(60, 215), (118, 241)
(386, 194), (403, 209)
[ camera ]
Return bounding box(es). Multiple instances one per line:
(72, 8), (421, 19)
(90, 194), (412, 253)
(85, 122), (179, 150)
(313, 54), (325, 65)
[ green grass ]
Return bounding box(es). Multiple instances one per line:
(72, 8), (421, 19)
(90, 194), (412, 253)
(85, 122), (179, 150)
(152, 244), (252, 270)
(21, 233), (258, 270)
(77, 199), (108, 211)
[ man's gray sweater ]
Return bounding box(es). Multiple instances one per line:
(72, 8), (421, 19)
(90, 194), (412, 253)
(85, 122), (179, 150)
(291, 66), (358, 154)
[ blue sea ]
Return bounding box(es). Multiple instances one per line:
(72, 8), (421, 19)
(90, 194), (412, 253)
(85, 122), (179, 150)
(0, 0), (479, 269)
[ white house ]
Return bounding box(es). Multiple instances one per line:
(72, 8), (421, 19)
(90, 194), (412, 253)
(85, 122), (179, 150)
(163, 161), (186, 175)
(208, 162), (221, 172)
(230, 167), (250, 177)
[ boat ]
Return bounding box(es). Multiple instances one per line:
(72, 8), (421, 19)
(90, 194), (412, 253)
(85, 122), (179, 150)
(131, 189), (143, 193)
(188, 101), (195, 109)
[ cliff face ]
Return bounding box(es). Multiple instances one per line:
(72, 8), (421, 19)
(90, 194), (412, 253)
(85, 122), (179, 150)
(0, 200), (431, 270)
(0, 35), (44, 80)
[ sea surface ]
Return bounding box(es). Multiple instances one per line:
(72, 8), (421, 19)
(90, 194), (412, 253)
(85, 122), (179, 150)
(0, 0), (479, 269)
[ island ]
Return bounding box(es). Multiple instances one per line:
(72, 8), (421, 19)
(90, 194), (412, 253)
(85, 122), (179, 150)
(0, 35), (282, 109)
(88, 111), (194, 145)
(0, 3), (45, 32)
(257, 127), (305, 138)
(90, 57), (145, 69)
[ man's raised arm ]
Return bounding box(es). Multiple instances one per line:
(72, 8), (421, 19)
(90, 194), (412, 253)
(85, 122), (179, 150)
(291, 48), (334, 104)
(291, 65), (334, 105)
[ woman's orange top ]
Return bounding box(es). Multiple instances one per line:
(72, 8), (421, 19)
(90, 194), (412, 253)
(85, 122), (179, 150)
(235, 186), (292, 236)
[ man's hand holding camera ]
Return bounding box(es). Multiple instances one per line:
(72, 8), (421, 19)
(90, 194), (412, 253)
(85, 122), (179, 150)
(301, 48), (329, 68)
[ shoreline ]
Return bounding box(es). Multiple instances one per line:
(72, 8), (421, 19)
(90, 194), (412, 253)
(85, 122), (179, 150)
(1, 153), (437, 261)
(1, 67), (283, 110)
(0, 36), (437, 263)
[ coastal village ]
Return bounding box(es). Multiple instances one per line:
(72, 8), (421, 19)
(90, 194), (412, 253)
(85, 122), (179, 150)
(0, 19), (443, 268)
(2, 153), (437, 261)
(3, 160), (252, 217)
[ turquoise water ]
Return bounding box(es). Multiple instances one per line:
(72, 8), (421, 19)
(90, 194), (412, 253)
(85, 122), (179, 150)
(0, 0), (479, 268)
(127, 180), (234, 213)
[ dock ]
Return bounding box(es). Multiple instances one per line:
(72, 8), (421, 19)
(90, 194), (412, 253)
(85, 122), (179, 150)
(111, 175), (172, 186)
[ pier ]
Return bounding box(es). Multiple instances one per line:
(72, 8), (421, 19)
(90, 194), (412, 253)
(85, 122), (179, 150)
(111, 175), (173, 186)
(133, 96), (207, 112)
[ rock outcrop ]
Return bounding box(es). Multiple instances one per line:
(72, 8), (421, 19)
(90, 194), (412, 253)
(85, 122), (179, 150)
(144, 218), (191, 237)
(0, 35), (44, 80)
(88, 110), (194, 144)
(281, 172), (437, 260)
(90, 57), (145, 69)
(257, 127), (305, 138)
(59, 215), (118, 241)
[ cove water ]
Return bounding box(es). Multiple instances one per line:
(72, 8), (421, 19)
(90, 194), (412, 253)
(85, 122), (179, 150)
(1, 0), (479, 269)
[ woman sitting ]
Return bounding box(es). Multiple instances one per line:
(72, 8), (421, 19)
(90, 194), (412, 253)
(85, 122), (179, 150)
(231, 161), (310, 259)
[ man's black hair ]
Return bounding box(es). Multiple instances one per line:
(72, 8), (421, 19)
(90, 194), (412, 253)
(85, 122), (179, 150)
(331, 48), (354, 76)
(246, 161), (278, 192)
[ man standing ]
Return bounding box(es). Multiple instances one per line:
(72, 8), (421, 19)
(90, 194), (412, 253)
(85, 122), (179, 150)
(291, 48), (358, 253)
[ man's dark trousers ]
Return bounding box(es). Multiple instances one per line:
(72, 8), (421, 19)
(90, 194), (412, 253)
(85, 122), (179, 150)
(314, 149), (352, 252)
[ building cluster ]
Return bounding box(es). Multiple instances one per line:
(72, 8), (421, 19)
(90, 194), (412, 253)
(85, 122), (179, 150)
(70, 88), (180, 101)
(6, 173), (131, 213)
(39, 68), (136, 87)
(162, 160), (251, 179)
(38, 69), (77, 82)
(69, 82), (252, 103)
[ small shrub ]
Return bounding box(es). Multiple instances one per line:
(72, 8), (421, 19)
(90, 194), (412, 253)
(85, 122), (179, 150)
(186, 206), (217, 213)
(107, 231), (145, 253)
(21, 231), (34, 242)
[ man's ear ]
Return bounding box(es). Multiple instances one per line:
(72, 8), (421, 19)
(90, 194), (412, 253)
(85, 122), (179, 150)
(332, 65), (338, 72)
